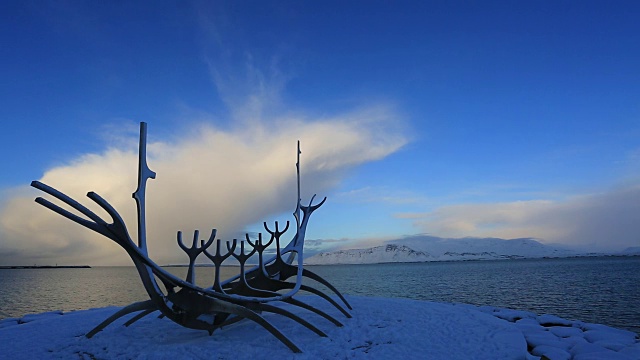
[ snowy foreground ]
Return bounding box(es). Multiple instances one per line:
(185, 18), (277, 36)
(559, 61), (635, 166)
(1, 296), (638, 360)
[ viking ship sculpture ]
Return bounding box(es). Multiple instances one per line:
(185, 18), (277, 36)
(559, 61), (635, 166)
(31, 122), (352, 353)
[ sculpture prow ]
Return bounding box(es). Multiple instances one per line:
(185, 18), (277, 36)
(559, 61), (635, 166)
(31, 122), (351, 353)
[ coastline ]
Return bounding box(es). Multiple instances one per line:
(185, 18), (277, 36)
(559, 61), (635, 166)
(305, 253), (640, 266)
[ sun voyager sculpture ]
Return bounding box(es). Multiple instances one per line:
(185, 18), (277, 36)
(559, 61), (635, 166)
(31, 122), (352, 353)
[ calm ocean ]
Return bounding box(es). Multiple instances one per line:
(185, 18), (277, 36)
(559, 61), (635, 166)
(0, 257), (638, 334)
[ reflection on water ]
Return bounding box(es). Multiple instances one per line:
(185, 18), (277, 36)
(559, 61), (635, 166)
(0, 257), (638, 334)
(0, 266), (237, 319)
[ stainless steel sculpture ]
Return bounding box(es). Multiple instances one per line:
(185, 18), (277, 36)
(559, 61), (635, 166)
(31, 122), (352, 353)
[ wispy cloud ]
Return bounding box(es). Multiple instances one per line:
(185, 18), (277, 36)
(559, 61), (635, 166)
(396, 185), (640, 252)
(334, 186), (427, 205)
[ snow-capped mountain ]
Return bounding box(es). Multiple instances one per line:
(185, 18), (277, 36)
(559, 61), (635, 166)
(305, 236), (577, 265)
(305, 244), (430, 265)
(390, 235), (576, 260)
(619, 246), (640, 256)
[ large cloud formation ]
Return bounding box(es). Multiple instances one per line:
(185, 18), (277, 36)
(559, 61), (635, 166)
(0, 110), (407, 265)
(396, 184), (640, 252)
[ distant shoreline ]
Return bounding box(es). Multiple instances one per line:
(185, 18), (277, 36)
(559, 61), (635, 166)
(304, 253), (640, 266)
(0, 265), (91, 269)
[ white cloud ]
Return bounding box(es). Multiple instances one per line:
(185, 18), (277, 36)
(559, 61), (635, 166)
(397, 185), (640, 252)
(0, 110), (407, 266)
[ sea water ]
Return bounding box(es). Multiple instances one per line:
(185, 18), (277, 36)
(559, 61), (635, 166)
(0, 257), (638, 334)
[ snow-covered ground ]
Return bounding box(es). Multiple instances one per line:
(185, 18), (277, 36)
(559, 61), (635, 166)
(1, 296), (638, 360)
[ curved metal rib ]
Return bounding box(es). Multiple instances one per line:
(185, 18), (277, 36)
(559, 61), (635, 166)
(87, 300), (155, 338)
(301, 268), (353, 310)
(124, 308), (157, 327)
(287, 283), (352, 319)
(255, 303), (327, 337)
(283, 298), (343, 327)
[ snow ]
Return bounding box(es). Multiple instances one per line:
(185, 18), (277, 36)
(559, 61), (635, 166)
(306, 245), (430, 265)
(306, 236), (577, 265)
(392, 236), (576, 259)
(1, 296), (638, 360)
(620, 247), (640, 256)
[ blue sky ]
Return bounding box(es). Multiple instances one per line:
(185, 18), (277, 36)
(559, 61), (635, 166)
(1, 1), (639, 265)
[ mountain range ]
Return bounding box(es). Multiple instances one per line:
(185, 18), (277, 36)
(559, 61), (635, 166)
(304, 235), (582, 265)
